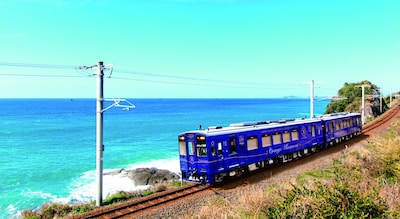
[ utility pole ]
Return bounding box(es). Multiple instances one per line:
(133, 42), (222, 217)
(310, 80), (314, 118)
(77, 61), (135, 207)
(95, 61), (104, 206)
(390, 88), (392, 107)
(361, 85), (365, 124)
(379, 87), (382, 114)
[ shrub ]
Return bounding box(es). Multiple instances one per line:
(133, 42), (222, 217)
(103, 191), (132, 205)
(263, 166), (388, 218)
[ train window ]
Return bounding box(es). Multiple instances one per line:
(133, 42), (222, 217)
(196, 135), (206, 144)
(283, 131), (290, 143)
(218, 142), (222, 155)
(247, 136), (258, 150)
(230, 139), (237, 154)
(211, 146), (216, 156)
(291, 129), (299, 141)
(262, 134), (272, 147)
(273, 132), (282, 145)
(188, 142), (195, 155)
(350, 119), (353, 126)
(330, 123), (334, 132)
(336, 122), (340, 130)
(311, 125), (316, 137)
(179, 141), (187, 156)
(197, 145), (207, 157)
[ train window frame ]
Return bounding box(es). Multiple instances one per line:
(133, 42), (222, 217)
(211, 146), (216, 156)
(272, 132), (282, 145)
(262, 134), (272, 147)
(283, 130), (291, 143)
(311, 125), (316, 137)
(217, 142), (223, 155)
(197, 144), (207, 157)
(179, 141), (187, 156)
(188, 142), (195, 155)
(247, 136), (258, 151)
(291, 129), (299, 141)
(229, 138), (237, 154)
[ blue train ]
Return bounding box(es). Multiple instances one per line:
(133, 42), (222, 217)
(178, 112), (362, 184)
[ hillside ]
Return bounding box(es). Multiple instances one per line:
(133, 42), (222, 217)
(325, 80), (390, 121)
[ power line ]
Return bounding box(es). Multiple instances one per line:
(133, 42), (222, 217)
(111, 76), (304, 90)
(0, 61), (341, 93)
(0, 73), (87, 78)
(0, 61), (75, 69)
(114, 68), (272, 87)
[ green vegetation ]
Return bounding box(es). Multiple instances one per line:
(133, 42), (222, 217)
(20, 181), (184, 218)
(21, 203), (94, 219)
(195, 118), (400, 218)
(325, 80), (378, 114)
(103, 191), (132, 205)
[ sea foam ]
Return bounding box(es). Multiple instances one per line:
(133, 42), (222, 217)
(65, 158), (180, 204)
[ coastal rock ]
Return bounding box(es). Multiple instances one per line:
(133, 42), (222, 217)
(127, 168), (180, 186)
(104, 168), (128, 176)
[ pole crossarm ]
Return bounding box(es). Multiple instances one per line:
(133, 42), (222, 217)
(103, 98), (136, 112)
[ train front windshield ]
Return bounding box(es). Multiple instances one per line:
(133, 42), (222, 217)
(179, 134), (207, 157)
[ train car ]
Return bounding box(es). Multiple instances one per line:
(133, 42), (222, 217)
(321, 112), (362, 147)
(178, 117), (325, 184)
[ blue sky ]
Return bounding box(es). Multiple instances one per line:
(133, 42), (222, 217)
(0, 0), (399, 98)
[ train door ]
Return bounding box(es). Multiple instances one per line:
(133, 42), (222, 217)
(216, 141), (224, 171)
(179, 134), (197, 180)
(224, 136), (239, 170)
(186, 137), (197, 174)
(215, 136), (239, 171)
(178, 135), (188, 178)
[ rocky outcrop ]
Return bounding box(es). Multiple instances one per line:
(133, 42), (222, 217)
(127, 168), (180, 186)
(104, 167), (180, 186)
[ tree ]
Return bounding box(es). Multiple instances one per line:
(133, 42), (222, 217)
(325, 80), (378, 114)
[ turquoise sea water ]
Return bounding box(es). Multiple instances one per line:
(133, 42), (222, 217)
(0, 98), (329, 218)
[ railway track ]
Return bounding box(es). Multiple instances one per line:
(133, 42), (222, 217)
(74, 104), (399, 219)
(74, 183), (209, 219)
(362, 104), (400, 134)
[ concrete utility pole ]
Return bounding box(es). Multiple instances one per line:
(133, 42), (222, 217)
(310, 80), (314, 118)
(361, 85), (365, 124)
(379, 87), (382, 113)
(95, 61), (105, 206)
(78, 61), (135, 207)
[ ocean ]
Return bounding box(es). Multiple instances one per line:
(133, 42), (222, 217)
(0, 98), (329, 218)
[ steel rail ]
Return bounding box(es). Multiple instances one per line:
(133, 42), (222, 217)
(76, 183), (209, 219)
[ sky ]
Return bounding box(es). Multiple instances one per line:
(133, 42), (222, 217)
(0, 0), (399, 98)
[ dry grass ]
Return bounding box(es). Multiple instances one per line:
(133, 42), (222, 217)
(195, 185), (273, 218)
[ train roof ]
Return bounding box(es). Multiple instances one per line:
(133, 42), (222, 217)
(319, 112), (361, 121)
(179, 112), (361, 136)
(180, 117), (320, 136)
